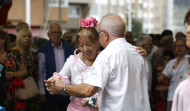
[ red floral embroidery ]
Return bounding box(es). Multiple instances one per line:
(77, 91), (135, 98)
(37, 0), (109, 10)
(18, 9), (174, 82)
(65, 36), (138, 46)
(4, 60), (10, 67)
(8, 77), (26, 109)
(4, 49), (27, 110)
(12, 61), (16, 68)
(8, 57), (14, 61)
(8, 78), (25, 92)
(13, 49), (18, 51)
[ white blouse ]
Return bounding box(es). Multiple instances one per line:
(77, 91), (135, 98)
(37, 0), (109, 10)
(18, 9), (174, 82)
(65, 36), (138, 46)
(59, 51), (93, 86)
(163, 55), (189, 101)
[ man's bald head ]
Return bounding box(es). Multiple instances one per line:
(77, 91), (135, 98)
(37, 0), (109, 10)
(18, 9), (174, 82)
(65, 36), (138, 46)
(99, 14), (126, 37)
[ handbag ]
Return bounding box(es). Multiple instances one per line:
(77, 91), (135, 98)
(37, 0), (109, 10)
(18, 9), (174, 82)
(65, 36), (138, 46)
(16, 76), (39, 100)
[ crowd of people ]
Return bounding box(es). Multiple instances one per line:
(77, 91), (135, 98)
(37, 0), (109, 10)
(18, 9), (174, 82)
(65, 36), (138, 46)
(0, 9), (190, 111)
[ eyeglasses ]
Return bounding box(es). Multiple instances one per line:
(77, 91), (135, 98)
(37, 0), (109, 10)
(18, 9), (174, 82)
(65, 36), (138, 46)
(98, 30), (105, 34)
(184, 20), (190, 29)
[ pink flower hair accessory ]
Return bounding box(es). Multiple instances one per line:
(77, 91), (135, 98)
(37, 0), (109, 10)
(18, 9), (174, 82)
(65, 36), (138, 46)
(80, 16), (98, 28)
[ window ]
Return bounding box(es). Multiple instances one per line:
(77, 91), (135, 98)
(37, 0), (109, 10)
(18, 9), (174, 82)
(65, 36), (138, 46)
(90, 4), (98, 15)
(48, 0), (69, 8)
(101, 5), (107, 15)
(69, 5), (81, 18)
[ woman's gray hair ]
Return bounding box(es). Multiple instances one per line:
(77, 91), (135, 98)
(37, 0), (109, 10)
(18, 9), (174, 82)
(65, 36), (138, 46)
(136, 35), (152, 47)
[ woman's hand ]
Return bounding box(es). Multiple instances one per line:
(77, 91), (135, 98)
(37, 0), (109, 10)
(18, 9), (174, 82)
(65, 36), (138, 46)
(44, 77), (64, 95)
(136, 47), (147, 58)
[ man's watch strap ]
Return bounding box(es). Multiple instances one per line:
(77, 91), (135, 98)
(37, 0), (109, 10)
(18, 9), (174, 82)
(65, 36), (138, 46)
(61, 84), (67, 96)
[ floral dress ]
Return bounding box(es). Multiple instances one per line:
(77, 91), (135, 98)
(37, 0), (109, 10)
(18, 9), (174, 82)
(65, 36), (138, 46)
(3, 49), (41, 111)
(4, 49), (22, 111)
(22, 51), (41, 111)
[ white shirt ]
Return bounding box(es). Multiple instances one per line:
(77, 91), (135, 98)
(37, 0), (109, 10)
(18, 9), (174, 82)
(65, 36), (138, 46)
(58, 52), (98, 102)
(86, 38), (151, 111)
(162, 55), (189, 101)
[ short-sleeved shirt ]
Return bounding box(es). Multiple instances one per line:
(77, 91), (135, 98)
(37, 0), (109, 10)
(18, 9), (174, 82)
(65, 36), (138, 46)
(86, 38), (151, 111)
(162, 55), (189, 101)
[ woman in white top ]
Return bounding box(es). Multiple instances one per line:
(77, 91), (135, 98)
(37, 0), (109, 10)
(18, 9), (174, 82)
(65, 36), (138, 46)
(50, 16), (99, 111)
(157, 38), (189, 111)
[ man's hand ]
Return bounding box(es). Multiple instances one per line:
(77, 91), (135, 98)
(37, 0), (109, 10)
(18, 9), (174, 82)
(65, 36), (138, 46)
(44, 77), (65, 95)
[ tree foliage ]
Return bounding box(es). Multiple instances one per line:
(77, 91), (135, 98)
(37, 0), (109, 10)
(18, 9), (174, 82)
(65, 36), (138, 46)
(132, 18), (142, 39)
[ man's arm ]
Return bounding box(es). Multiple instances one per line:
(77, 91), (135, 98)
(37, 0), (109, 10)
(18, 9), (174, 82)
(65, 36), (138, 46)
(45, 77), (98, 97)
(66, 83), (98, 97)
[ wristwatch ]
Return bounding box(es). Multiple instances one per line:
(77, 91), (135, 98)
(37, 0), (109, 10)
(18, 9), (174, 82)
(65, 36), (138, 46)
(61, 84), (67, 96)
